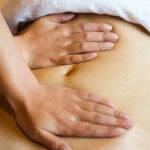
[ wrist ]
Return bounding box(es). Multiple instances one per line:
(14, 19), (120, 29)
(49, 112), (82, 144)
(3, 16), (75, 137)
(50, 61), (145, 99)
(3, 79), (40, 113)
(14, 35), (31, 65)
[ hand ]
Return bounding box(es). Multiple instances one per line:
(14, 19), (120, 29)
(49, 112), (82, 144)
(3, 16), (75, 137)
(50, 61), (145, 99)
(15, 13), (118, 69)
(14, 85), (133, 150)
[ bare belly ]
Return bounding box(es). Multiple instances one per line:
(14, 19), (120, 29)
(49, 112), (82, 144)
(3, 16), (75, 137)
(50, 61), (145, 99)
(0, 14), (150, 150)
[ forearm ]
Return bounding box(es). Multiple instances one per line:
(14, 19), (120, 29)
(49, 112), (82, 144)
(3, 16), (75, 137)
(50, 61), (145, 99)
(0, 12), (38, 109)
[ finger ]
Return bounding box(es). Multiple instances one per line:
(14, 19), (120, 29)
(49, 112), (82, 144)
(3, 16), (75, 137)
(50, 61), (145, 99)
(65, 42), (114, 54)
(69, 32), (118, 42)
(78, 110), (133, 129)
(32, 17), (59, 33)
(71, 121), (126, 137)
(38, 129), (72, 150)
(47, 13), (76, 23)
(59, 53), (97, 65)
(78, 100), (131, 119)
(32, 13), (76, 33)
(75, 90), (116, 108)
(82, 23), (113, 32)
(78, 100), (116, 116)
(66, 23), (113, 33)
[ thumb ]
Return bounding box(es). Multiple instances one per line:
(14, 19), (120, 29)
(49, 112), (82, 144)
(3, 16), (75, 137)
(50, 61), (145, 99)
(38, 130), (72, 150)
(47, 13), (76, 24)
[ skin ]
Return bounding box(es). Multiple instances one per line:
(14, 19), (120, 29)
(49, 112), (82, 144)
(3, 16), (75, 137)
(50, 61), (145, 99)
(15, 13), (118, 69)
(0, 12), (133, 150)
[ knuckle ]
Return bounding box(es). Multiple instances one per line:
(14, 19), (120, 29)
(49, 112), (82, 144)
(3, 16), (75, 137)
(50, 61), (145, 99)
(63, 39), (72, 48)
(86, 125), (96, 136)
(82, 32), (88, 39)
(78, 23), (84, 30)
(62, 28), (70, 36)
(87, 93), (94, 100)
(115, 111), (128, 119)
(75, 104), (82, 112)
(79, 56), (84, 62)
(89, 103), (96, 111)
(82, 23), (93, 31)
(59, 55), (65, 64)
(93, 113), (100, 122)
(68, 56), (76, 62)
(81, 54), (87, 60)
(61, 128), (72, 136)
(79, 42), (84, 49)
(107, 127), (119, 137)
(93, 103), (99, 111)
(101, 98), (109, 104)
(115, 111), (121, 118)
(104, 32), (110, 40)
(98, 43), (104, 49)
(101, 24), (107, 29)
(116, 118), (122, 126)
(108, 107), (115, 115)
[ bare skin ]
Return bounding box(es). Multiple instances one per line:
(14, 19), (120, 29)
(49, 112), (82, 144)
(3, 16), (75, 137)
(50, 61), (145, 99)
(16, 86), (133, 150)
(15, 13), (118, 69)
(0, 12), (133, 150)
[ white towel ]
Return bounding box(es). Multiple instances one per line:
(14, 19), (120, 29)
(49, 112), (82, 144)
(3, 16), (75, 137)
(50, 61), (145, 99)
(1, 0), (150, 34)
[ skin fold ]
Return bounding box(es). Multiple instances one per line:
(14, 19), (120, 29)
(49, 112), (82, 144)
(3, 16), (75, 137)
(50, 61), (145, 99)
(0, 12), (133, 150)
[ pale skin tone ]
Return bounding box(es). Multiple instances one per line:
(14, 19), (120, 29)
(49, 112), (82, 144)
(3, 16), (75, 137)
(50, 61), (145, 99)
(15, 13), (118, 69)
(0, 12), (133, 150)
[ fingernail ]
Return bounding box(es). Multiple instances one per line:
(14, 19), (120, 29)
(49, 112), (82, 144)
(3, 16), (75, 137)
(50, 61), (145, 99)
(105, 42), (114, 49)
(59, 145), (72, 150)
(85, 53), (97, 59)
(122, 119), (134, 129)
(103, 24), (112, 31)
(108, 102), (116, 108)
(119, 112), (131, 119)
(61, 13), (76, 23)
(106, 33), (118, 42)
(65, 13), (76, 19)
(117, 128), (126, 136)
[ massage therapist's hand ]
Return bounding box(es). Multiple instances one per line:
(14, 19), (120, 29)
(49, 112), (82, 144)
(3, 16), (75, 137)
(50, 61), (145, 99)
(15, 13), (118, 69)
(13, 85), (133, 150)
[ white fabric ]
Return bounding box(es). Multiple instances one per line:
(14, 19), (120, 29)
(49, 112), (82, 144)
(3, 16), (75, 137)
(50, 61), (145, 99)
(1, 0), (150, 34)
